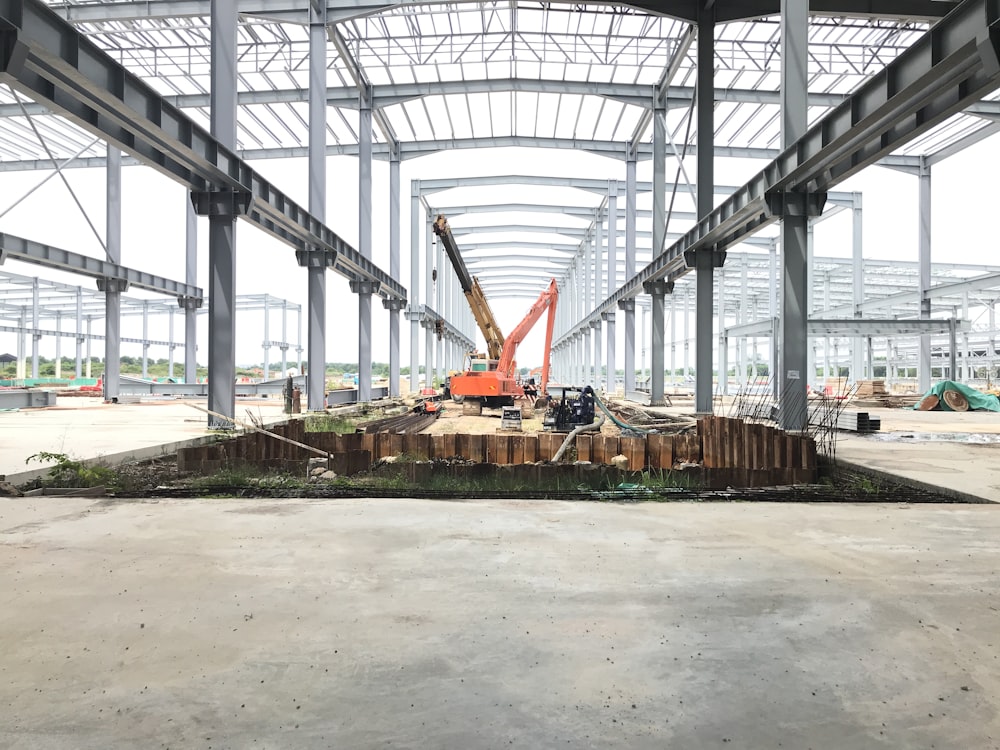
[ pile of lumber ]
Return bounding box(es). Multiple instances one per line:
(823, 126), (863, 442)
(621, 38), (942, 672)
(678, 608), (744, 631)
(854, 379), (887, 398)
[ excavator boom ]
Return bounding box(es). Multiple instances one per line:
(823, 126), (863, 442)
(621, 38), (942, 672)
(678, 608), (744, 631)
(433, 214), (504, 361)
(497, 278), (558, 394)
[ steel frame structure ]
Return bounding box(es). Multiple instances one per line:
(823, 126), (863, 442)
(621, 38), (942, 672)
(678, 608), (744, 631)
(0, 266), (303, 380)
(0, 0), (999, 422)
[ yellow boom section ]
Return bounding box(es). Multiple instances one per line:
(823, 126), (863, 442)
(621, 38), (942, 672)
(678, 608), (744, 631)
(433, 214), (505, 361)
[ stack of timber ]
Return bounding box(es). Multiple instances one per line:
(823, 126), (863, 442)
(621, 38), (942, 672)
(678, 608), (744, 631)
(853, 379), (886, 398)
(824, 377), (849, 396)
(177, 415), (817, 486)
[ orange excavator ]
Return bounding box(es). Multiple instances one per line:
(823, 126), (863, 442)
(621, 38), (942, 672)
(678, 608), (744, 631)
(447, 278), (558, 409)
(433, 214), (557, 410)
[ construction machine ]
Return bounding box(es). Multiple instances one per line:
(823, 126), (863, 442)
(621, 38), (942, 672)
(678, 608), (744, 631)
(433, 213), (558, 409)
(448, 278), (558, 409)
(433, 214), (505, 362)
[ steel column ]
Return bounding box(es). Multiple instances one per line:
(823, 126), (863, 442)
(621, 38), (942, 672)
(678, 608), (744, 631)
(670, 294), (677, 387)
(806, 221), (815, 390)
(357, 91), (374, 401)
(410, 184), (421, 391)
(30, 279), (39, 377)
(305, 1), (328, 409)
(262, 295), (271, 379)
(18, 307), (26, 380)
(424, 223), (433, 387)
(205, 0), (238, 427)
(168, 309), (175, 379)
(650, 93), (667, 404)
(75, 287), (82, 378)
(645, 280), (670, 405)
(779, 0), (809, 431)
(103, 147), (122, 401)
(603, 312), (616, 395)
(852, 194), (864, 381)
(184, 198), (198, 383)
(624, 154), (637, 393)
(918, 158), (932, 391)
(141, 301), (149, 378)
(606, 183), (617, 394)
(387, 151), (401, 397)
(695, 5), (715, 414)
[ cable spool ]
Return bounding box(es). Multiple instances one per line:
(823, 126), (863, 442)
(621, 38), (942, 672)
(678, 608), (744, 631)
(942, 389), (969, 412)
(916, 394), (939, 411)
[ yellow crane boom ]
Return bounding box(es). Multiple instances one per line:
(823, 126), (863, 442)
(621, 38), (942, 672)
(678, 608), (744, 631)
(432, 214), (505, 361)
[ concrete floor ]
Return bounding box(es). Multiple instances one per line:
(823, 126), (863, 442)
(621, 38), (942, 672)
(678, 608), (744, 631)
(0, 397), (291, 483)
(2, 497), (999, 749)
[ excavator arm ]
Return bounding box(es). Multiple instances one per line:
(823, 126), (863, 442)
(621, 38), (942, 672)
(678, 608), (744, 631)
(433, 214), (505, 361)
(497, 278), (558, 394)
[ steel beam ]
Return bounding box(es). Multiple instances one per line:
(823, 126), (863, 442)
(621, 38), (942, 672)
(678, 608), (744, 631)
(43, 0), (958, 25)
(726, 318), (968, 337)
(0, 233), (202, 298)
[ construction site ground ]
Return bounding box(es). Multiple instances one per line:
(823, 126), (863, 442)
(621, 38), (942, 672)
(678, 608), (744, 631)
(3, 394), (1000, 747)
(3, 497), (1000, 748)
(3, 392), (1000, 501)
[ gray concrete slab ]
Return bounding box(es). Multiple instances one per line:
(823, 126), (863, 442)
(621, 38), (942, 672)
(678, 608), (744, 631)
(0, 396), (291, 484)
(831, 406), (1000, 503)
(1, 498), (999, 749)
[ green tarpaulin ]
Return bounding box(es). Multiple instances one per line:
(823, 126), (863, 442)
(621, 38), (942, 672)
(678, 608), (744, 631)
(913, 380), (1000, 412)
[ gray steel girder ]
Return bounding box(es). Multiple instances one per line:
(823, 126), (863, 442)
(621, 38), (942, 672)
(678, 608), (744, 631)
(555, 0), (1000, 348)
(44, 0), (958, 25)
(0, 232), (203, 299)
(0, 0), (405, 302)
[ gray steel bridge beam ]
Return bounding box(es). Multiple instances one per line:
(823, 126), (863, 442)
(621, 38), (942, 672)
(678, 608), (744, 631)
(44, 1), (958, 29)
(0, 233), (202, 299)
(0, 323), (175, 346)
(726, 318), (967, 337)
(0, 137), (929, 173)
(0, 0), (405, 302)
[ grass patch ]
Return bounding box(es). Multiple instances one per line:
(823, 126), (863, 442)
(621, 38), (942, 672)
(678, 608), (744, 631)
(24, 451), (117, 490)
(187, 465), (307, 491)
(305, 413), (358, 434)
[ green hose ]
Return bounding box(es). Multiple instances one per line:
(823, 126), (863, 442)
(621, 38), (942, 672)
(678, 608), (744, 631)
(593, 391), (654, 435)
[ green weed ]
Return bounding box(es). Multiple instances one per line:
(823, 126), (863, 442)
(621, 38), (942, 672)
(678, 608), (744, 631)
(25, 451), (116, 489)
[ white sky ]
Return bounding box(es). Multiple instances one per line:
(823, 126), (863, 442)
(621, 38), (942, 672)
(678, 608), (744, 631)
(1, 130), (999, 372)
